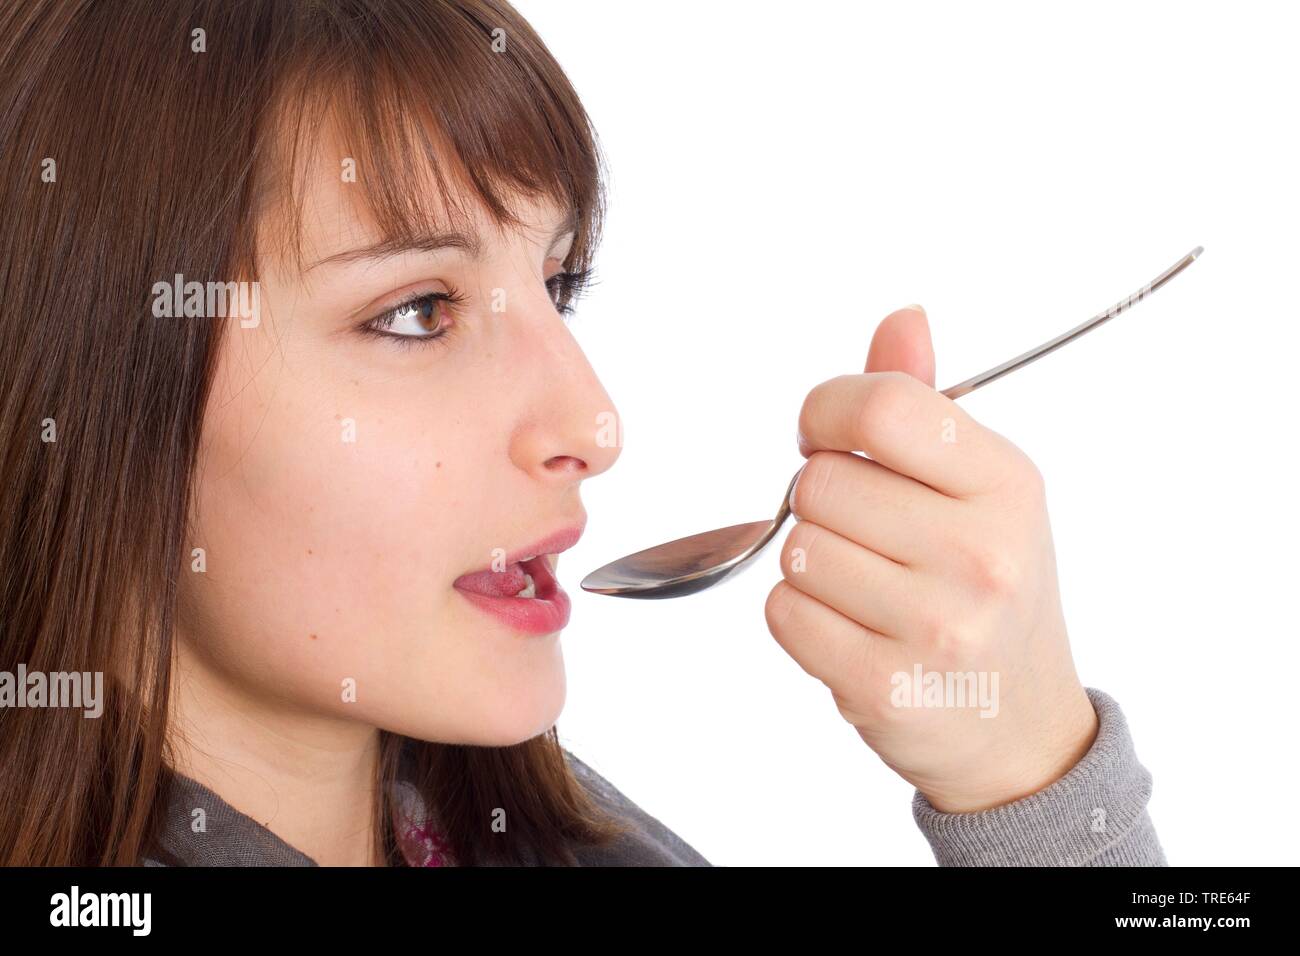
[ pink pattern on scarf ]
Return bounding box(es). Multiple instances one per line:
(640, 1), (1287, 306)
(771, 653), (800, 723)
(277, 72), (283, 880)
(400, 821), (455, 867)
(392, 779), (456, 866)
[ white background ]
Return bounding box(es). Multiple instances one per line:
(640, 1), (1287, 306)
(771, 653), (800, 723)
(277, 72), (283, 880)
(517, 0), (1298, 865)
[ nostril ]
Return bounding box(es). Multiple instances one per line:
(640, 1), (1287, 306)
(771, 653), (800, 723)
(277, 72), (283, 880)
(544, 455), (587, 474)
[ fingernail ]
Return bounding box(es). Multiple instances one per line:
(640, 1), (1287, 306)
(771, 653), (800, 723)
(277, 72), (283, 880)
(902, 303), (926, 316)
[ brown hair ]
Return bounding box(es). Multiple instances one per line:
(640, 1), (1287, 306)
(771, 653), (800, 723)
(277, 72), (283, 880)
(0, 0), (628, 865)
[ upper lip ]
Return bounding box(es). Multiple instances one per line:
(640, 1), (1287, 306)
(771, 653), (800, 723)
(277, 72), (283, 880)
(466, 521), (586, 573)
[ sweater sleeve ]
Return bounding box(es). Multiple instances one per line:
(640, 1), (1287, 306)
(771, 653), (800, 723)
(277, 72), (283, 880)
(910, 687), (1167, 866)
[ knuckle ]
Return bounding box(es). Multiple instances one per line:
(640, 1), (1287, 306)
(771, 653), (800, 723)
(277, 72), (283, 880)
(797, 376), (849, 446)
(1009, 449), (1046, 501)
(792, 450), (836, 519)
(918, 610), (976, 662)
(781, 520), (819, 580)
(967, 544), (1022, 599)
(832, 681), (883, 726)
(764, 580), (800, 634)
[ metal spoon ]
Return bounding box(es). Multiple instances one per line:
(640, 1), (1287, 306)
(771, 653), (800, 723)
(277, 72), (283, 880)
(581, 246), (1203, 599)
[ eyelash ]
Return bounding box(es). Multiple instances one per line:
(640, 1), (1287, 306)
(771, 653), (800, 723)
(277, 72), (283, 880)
(359, 289), (466, 352)
(548, 266), (594, 317)
(358, 268), (594, 350)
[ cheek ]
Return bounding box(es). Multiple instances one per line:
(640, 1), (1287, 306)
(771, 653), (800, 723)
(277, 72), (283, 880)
(183, 358), (428, 665)
(180, 338), (567, 746)
(183, 367), (477, 700)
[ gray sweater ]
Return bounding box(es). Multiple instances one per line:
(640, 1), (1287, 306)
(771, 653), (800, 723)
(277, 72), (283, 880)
(141, 687), (1164, 866)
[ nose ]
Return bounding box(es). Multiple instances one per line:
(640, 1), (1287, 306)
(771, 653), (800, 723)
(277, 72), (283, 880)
(507, 300), (623, 485)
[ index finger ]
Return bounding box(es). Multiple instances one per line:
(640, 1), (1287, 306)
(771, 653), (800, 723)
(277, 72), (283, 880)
(796, 370), (1014, 499)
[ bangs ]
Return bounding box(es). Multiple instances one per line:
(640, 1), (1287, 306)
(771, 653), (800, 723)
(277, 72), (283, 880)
(247, 0), (606, 295)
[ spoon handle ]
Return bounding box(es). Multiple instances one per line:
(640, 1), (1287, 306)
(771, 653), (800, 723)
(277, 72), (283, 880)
(780, 246), (1203, 523)
(939, 246), (1202, 400)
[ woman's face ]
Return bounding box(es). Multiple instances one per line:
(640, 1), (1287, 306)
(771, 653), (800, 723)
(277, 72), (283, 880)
(178, 135), (621, 747)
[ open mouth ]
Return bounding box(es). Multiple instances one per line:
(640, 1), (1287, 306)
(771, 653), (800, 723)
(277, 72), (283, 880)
(452, 554), (570, 636)
(450, 525), (583, 635)
(452, 553), (559, 601)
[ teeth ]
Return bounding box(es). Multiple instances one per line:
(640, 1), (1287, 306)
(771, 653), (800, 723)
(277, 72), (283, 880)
(514, 573), (536, 599)
(520, 554), (537, 563)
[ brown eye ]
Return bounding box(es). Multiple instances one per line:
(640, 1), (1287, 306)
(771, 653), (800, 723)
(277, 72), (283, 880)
(397, 294), (447, 334)
(368, 291), (459, 339)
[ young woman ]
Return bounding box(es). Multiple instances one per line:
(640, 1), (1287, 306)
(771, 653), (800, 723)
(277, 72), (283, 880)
(0, 0), (1163, 866)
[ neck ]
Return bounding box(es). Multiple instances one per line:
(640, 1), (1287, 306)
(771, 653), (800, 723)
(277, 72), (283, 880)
(167, 638), (385, 866)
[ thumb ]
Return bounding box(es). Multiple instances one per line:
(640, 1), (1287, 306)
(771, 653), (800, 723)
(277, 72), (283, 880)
(866, 304), (935, 388)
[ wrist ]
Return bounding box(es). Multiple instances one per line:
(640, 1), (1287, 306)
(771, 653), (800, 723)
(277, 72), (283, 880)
(920, 686), (1099, 814)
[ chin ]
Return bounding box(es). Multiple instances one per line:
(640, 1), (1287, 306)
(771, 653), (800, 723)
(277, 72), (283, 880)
(399, 666), (568, 748)
(481, 671), (568, 745)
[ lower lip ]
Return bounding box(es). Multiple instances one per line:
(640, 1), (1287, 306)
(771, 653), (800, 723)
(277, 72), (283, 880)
(453, 557), (571, 636)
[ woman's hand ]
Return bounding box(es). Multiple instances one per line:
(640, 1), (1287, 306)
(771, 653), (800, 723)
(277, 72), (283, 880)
(764, 306), (1099, 813)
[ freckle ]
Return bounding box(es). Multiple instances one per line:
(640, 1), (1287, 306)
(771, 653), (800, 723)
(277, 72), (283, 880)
(309, 633), (318, 640)
(307, 548), (313, 555)
(436, 461), (442, 468)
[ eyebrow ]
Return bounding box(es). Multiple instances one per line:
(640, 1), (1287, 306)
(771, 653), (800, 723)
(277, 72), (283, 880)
(305, 207), (579, 273)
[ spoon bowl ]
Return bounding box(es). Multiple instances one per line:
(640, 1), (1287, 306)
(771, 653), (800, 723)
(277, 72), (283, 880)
(580, 470), (802, 598)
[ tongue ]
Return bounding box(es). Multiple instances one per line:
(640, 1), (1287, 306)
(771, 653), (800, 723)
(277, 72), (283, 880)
(454, 561), (529, 598)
